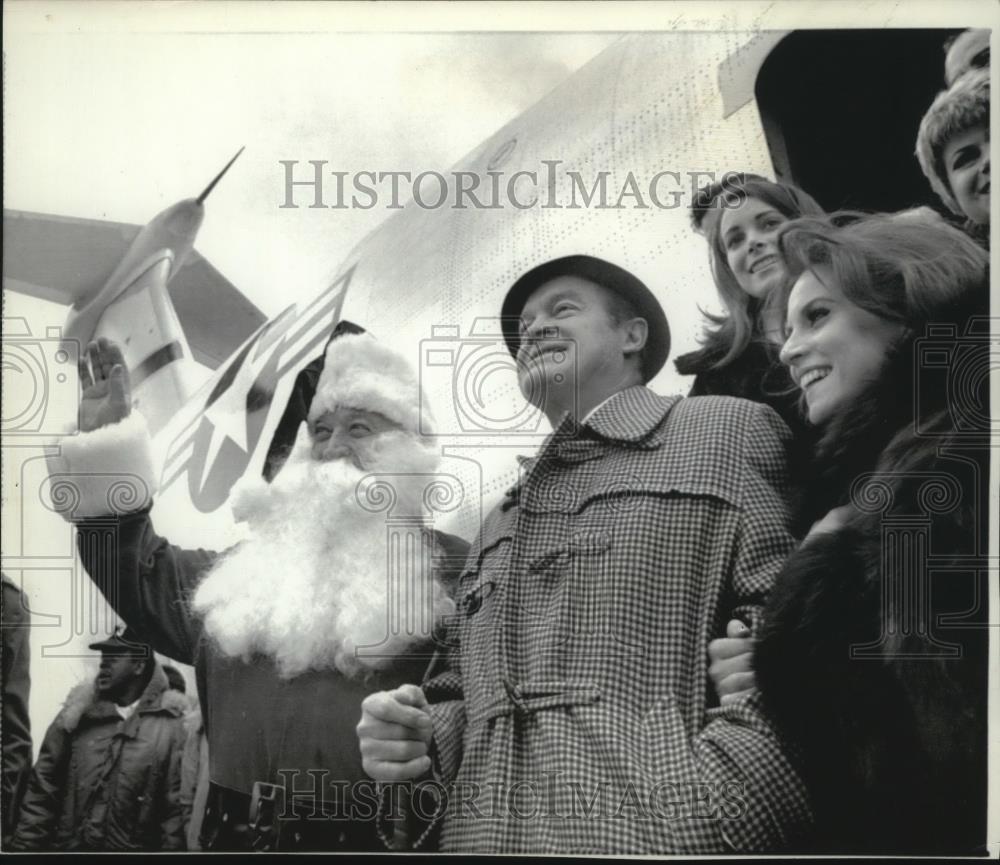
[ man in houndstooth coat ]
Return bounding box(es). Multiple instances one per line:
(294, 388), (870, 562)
(359, 256), (812, 853)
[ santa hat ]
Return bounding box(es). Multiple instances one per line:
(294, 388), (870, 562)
(307, 331), (431, 436)
(915, 69), (990, 217)
(261, 320), (362, 481)
(262, 323), (433, 482)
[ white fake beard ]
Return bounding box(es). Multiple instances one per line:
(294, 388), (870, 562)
(192, 431), (455, 679)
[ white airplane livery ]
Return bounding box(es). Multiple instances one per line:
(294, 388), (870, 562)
(139, 28), (963, 544)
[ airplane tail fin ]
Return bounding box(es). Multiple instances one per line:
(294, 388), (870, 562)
(5, 207), (266, 435)
(74, 252), (206, 435)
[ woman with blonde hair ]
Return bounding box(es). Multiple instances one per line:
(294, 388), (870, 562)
(915, 68), (990, 246)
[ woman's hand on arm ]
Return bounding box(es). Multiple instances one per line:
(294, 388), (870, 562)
(708, 618), (756, 705)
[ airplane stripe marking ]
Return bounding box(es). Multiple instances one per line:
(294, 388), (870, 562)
(275, 296), (346, 377)
(159, 443), (195, 489)
(132, 340), (184, 388)
(265, 283), (344, 360)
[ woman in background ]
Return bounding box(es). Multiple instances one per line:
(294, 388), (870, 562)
(916, 68), (990, 247)
(943, 28), (989, 87)
(714, 211), (989, 854)
(676, 174), (826, 435)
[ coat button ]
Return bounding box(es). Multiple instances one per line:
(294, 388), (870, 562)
(464, 580), (496, 616)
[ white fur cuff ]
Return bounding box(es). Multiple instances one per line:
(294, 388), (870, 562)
(46, 412), (158, 520)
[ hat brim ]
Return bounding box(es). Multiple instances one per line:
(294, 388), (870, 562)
(501, 255), (670, 383)
(88, 629), (151, 656)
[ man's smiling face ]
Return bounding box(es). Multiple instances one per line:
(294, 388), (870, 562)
(516, 276), (634, 414)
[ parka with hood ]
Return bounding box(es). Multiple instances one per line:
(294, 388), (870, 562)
(10, 663), (188, 851)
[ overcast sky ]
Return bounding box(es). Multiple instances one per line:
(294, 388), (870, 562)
(4, 1), (987, 319)
(4, 10), (616, 317)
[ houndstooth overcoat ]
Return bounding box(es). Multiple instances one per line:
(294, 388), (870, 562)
(406, 386), (812, 854)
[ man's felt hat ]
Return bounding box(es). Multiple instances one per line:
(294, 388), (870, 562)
(500, 254), (670, 382)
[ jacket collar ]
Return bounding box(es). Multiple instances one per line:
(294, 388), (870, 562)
(69, 664), (184, 730)
(541, 385), (679, 449)
(504, 387), (679, 507)
(576, 385), (679, 445)
(132, 664), (172, 714)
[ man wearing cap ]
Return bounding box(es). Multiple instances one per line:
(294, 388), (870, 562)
(45, 329), (468, 851)
(359, 255), (810, 853)
(10, 631), (187, 851)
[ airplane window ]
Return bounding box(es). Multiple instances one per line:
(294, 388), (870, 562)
(755, 29), (965, 216)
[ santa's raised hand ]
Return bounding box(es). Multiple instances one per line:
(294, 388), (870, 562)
(78, 338), (132, 433)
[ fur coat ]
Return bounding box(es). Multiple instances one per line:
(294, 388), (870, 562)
(754, 348), (990, 854)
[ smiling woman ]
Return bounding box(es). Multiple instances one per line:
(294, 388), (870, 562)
(752, 211), (990, 853)
(720, 197), (790, 301)
(916, 68), (990, 242)
(942, 125), (990, 226)
(779, 268), (907, 427)
(675, 175), (826, 436)
(767, 210), (988, 523)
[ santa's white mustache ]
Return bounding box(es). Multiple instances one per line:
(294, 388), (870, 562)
(192, 429), (453, 679)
